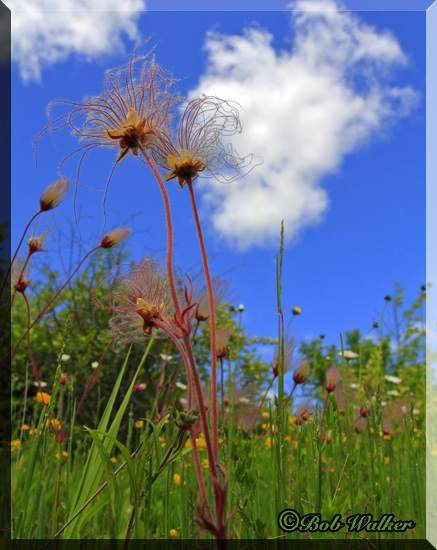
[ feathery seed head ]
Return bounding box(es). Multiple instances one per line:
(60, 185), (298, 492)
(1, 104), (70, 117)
(95, 258), (178, 348)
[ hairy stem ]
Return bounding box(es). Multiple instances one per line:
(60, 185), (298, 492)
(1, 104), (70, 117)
(186, 177), (218, 463)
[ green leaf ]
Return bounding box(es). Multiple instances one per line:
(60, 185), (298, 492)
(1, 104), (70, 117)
(83, 426), (118, 520)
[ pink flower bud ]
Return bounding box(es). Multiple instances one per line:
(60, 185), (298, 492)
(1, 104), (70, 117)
(100, 228), (131, 249)
(40, 179), (69, 211)
(293, 362), (309, 384)
(324, 366), (341, 393)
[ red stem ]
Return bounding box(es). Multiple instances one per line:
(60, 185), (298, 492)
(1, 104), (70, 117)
(141, 150), (183, 326)
(154, 319), (217, 481)
(186, 177), (218, 463)
(284, 382), (297, 408)
(7, 246), (100, 362)
(0, 210), (41, 301)
(1, 250), (33, 337)
(190, 428), (212, 522)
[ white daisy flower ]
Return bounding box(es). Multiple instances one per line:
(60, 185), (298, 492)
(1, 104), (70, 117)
(338, 350), (359, 360)
(385, 375), (402, 384)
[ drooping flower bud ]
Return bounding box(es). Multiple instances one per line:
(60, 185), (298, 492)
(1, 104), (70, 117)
(60, 373), (68, 385)
(321, 429), (332, 444)
(39, 179), (69, 211)
(293, 362), (309, 384)
(216, 328), (231, 359)
(354, 417), (367, 433)
(324, 367), (341, 393)
(10, 257), (31, 294)
(100, 227), (131, 248)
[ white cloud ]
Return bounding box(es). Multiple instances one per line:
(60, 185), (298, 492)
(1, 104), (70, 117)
(6, 0), (146, 82)
(190, 0), (419, 249)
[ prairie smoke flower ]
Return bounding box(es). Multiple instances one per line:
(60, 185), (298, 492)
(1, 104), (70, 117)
(294, 403), (312, 424)
(192, 275), (230, 322)
(39, 179), (69, 211)
(152, 96), (252, 188)
(134, 383), (147, 392)
(100, 227), (131, 249)
(27, 219), (54, 254)
(354, 417), (367, 433)
(293, 361), (309, 384)
(216, 327), (231, 358)
(324, 367), (342, 393)
(95, 259), (177, 348)
(272, 335), (297, 377)
(35, 42), (178, 177)
(10, 257), (31, 294)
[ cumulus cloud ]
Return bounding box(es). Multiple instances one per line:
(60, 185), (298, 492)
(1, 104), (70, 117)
(190, 0), (419, 249)
(6, 0), (146, 82)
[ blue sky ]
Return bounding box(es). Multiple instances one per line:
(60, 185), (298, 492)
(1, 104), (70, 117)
(10, 1), (428, 358)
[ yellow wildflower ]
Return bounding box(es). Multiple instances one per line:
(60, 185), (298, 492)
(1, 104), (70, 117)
(265, 437), (272, 449)
(169, 529), (178, 537)
(384, 457), (390, 465)
(36, 392), (51, 405)
(110, 457), (116, 463)
(174, 474), (181, 486)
